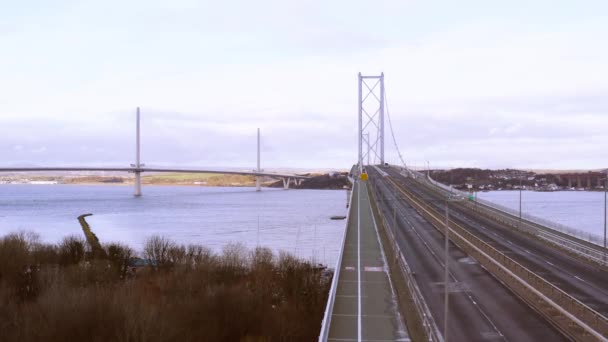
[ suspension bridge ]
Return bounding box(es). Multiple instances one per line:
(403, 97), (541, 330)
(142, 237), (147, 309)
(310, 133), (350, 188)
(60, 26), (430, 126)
(0, 109), (308, 196)
(319, 73), (608, 342)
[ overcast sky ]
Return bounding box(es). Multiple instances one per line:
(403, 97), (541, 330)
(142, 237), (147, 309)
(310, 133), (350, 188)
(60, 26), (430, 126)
(2, 1), (607, 170)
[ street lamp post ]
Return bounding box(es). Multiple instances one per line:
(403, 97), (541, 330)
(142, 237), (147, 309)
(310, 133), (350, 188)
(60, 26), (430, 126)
(519, 176), (523, 230)
(443, 193), (463, 342)
(604, 174), (607, 263)
(444, 199), (450, 342)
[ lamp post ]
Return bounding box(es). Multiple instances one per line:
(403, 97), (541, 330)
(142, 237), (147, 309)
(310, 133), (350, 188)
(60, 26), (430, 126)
(605, 174), (607, 263)
(519, 175), (523, 230)
(442, 193), (464, 342)
(444, 199), (450, 341)
(383, 178), (460, 342)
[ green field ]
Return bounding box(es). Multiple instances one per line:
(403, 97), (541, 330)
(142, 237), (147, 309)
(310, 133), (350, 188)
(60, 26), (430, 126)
(142, 173), (257, 186)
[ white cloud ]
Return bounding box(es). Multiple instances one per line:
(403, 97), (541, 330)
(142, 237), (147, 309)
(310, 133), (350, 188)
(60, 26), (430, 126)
(1, 1), (607, 169)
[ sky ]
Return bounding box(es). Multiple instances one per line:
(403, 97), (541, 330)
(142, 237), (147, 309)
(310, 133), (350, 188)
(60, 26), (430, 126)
(1, 0), (608, 170)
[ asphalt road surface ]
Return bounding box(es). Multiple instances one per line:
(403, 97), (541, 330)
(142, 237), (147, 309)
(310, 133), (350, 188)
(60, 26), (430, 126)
(386, 167), (608, 318)
(369, 167), (567, 342)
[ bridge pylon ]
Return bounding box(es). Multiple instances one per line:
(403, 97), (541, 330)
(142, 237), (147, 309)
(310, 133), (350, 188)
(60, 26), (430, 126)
(256, 128), (261, 191)
(358, 72), (385, 171)
(133, 107), (143, 197)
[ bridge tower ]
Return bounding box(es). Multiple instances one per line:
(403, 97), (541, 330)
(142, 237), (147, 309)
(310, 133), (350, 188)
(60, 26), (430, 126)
(256, 128), (261, 191)
(358, 72), (385, 171)
(133, 107), (143, 197)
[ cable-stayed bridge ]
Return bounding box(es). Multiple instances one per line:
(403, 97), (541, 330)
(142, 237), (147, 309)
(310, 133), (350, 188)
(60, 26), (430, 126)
(0, 110), (308, 196)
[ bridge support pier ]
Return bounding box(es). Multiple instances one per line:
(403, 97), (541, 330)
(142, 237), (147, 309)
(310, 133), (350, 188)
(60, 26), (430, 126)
(282, 177), (291, 190)
(256, 128), (262, 192)
(134, 172), (142, 197)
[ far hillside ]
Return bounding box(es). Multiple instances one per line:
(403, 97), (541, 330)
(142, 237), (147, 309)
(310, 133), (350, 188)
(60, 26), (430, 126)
(431, 168), (606, 191)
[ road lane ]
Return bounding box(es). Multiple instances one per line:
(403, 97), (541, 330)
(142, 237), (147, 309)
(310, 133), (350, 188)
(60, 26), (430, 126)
(369, 168), (567, 341)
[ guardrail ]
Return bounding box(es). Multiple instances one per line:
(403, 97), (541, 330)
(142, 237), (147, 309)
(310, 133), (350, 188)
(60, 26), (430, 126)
(389, 178), (608, 341)
(474, 192), (603, 246)
(318, 180), (356, 341)
(421, 175), (608, 266)
(465, 200), (608, 265)
(370, 174), (443, 342)
(425, 173), (604, 244)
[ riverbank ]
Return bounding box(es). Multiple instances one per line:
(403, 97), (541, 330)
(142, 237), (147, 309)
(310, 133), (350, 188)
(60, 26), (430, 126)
(1, 172), (351, 190)
(431, 167), (608, 192)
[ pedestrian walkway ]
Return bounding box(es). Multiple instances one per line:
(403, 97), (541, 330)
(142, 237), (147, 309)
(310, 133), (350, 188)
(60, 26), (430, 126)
(326, 180), (409, 341)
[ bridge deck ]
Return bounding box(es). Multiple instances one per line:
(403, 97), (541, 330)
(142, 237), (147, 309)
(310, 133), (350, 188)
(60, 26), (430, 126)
(0, 167), (308, 179)
(327, 180), (408, 341)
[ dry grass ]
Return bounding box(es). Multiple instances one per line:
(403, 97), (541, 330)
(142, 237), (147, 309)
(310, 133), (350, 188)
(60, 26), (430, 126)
(142, 173), (257, 186)
(0, 232), (330, 342)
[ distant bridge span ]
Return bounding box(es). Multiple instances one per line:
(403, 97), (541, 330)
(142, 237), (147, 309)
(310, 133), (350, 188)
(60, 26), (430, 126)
(0, 109), (308, 196)
(0, 167), (309, 180)
(0, 167), (308, 193)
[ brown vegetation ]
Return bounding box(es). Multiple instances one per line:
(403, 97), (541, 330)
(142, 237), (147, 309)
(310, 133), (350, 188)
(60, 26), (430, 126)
(0, 232), (330, 341)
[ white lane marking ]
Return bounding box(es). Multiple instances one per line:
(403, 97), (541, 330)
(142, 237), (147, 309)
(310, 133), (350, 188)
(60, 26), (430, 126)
(574, 275), (586, 283)
(507, 240), (513, 245)
(546, 261), (555, 267)
(364, 266), (383, 272)
(357, 181), (362, 342)
(524, 249), (531, 254)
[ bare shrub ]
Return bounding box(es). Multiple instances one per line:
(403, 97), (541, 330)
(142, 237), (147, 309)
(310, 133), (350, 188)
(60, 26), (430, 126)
(143, 235), (174, 267)
(0, 233), (330, 341)
(167, 244), (187, 266)
(0, 232), (31, 284)
(58, 236), (85, 266)
(221, 242), (248, 270)
(105, 243), (134, 277)
(186, 244), (215, 269)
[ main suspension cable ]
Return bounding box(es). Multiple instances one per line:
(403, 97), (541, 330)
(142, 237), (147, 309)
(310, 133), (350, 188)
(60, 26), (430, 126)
(384, 89), (408, 169)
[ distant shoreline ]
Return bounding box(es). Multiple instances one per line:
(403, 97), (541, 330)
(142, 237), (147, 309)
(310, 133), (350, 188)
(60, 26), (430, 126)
(0, 172), (351, 190)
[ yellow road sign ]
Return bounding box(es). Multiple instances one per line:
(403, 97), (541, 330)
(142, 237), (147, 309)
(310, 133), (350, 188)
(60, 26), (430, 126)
(361, 173), (368, 181)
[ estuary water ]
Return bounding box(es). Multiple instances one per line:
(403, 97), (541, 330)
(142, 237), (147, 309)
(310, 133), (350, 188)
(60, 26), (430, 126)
(478, 190), (605, 242)
(0, 185), (348, 266)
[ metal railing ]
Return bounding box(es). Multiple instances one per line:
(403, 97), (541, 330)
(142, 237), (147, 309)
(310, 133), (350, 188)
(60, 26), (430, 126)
(474, 195), (604, 245)
(422, 174), (608, 266)
(318, 180), (355, 341)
